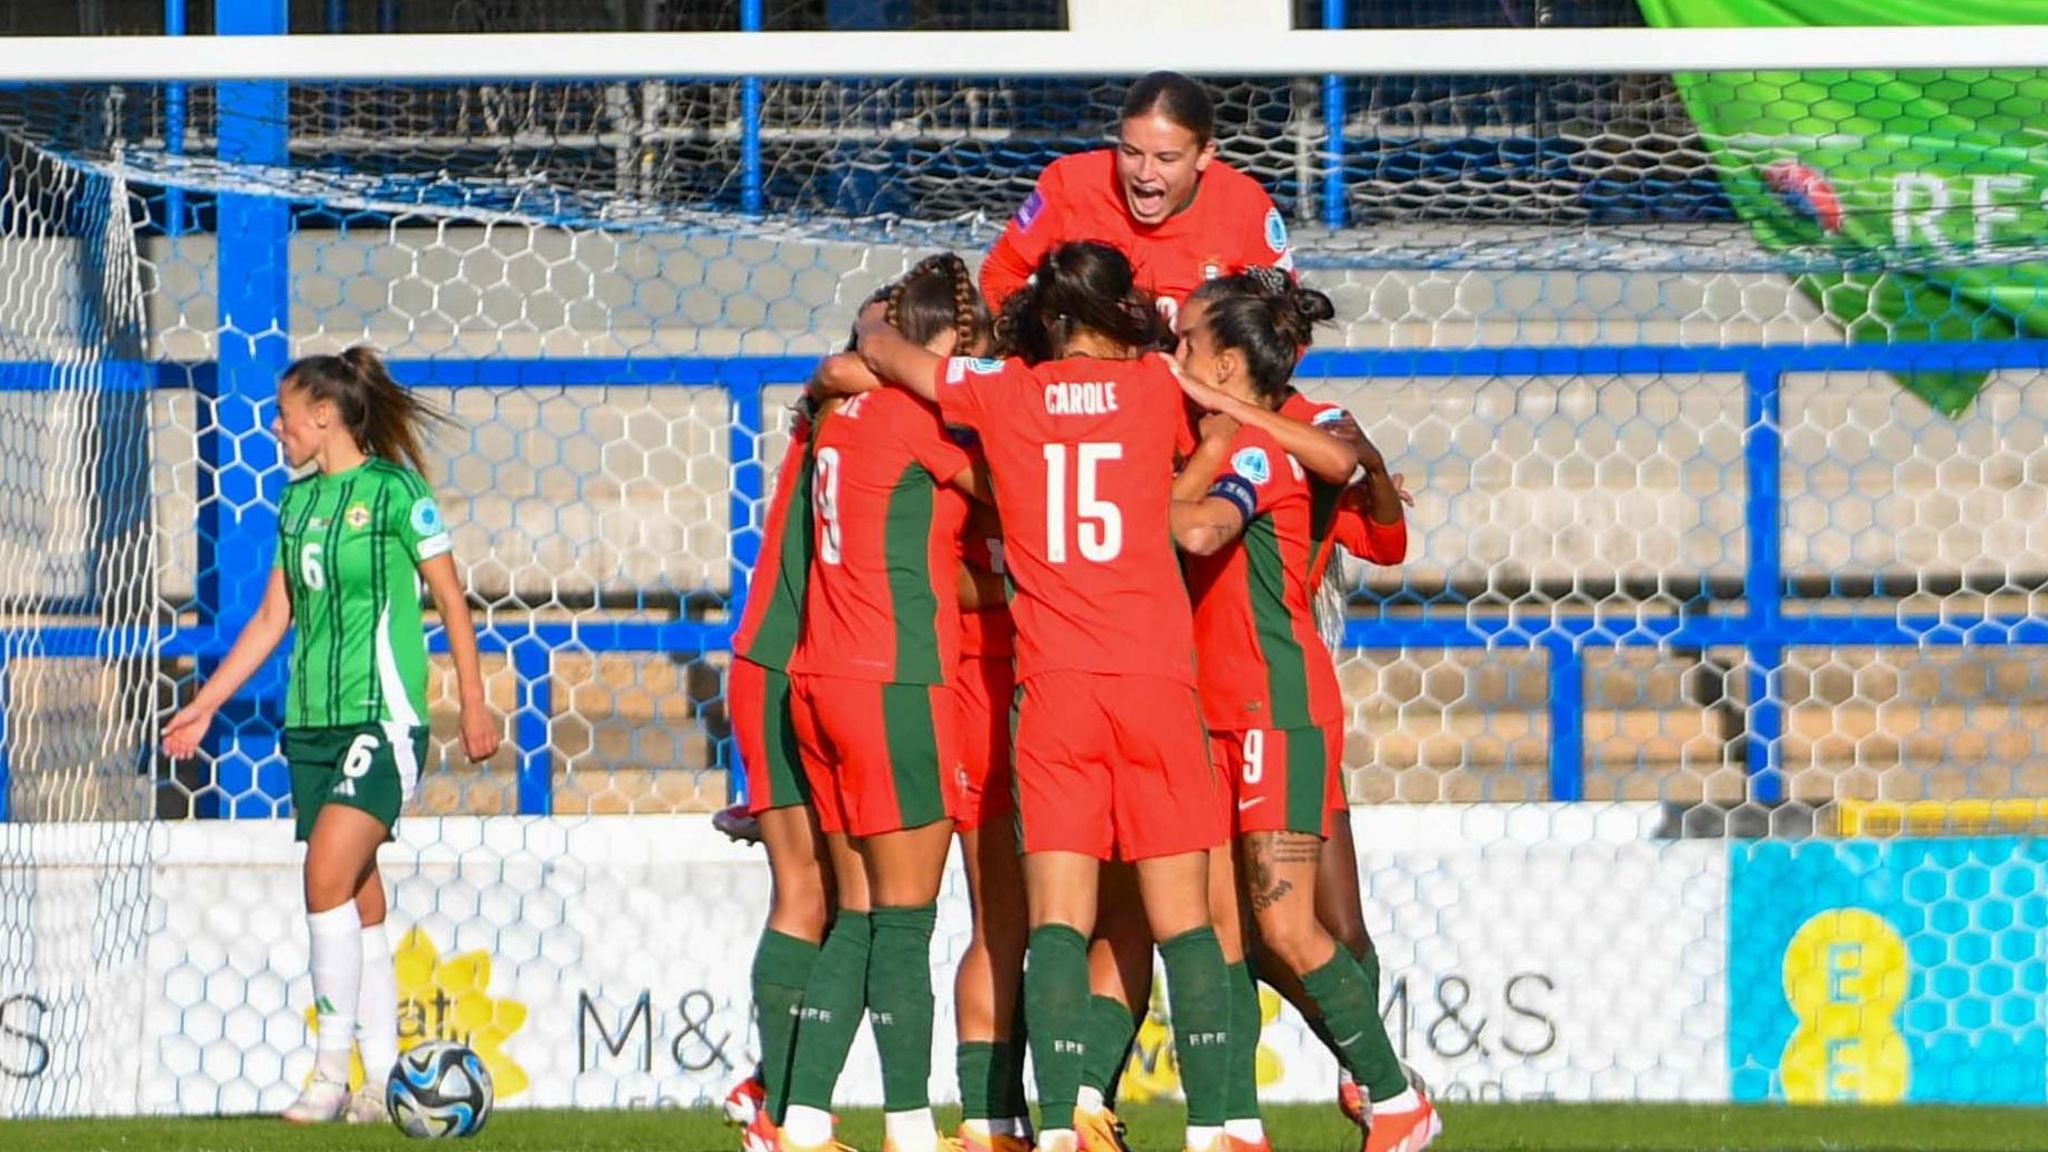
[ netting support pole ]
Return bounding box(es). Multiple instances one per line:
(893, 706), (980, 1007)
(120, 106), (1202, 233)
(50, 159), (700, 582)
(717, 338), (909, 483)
(726, 367), (765, 805)
(163, 0), (186, 235)
(1320, 0), (1348, 229)
(199, 0), (291, 818)
(1545, 637), (1585, 801)
(0, 654), (11, 821)
(514, 641), (552, 815)
(740, 0), (764, 214)
(1743, 364), (1785, 805)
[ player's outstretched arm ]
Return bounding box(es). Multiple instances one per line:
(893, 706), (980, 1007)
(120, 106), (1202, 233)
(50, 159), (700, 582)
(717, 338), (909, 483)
(1168, 356), (1356, 485)
(418, 554), (502, 763)
(854, 312), (944, 403)
(161, 567), (293, 758)
(811, 351), (882, 398)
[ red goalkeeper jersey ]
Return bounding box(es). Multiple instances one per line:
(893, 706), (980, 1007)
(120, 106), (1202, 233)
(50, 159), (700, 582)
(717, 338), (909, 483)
(981, 150), (1293, 321)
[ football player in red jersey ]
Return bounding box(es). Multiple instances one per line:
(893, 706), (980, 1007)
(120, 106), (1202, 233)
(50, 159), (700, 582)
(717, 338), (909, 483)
(982, 72), (1294, 327)
(756, 256), (989, 1152)
(951, 493), (1036, 1152)
(857, 241), (1239, 1152)
(1171, 272), (1437, 1152)
(720, 376), (828, 1137)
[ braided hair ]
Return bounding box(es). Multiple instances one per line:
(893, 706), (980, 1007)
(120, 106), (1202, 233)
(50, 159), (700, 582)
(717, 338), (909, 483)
(885, 253), (991, 355)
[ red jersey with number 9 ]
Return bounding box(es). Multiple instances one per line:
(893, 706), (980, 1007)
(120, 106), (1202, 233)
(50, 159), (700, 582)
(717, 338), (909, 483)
(788, 389), (972, 684)
(933, 352), (1197, 686)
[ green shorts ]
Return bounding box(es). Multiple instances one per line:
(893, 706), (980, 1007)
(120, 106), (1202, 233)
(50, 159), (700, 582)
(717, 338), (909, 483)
(284, 722), (427, 841)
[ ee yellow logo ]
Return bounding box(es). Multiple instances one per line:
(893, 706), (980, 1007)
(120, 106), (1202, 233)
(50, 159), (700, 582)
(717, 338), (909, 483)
(1778, 908), (1910, 1103)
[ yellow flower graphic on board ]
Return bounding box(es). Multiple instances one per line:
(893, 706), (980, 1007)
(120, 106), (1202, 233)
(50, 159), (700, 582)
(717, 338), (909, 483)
(305, 926), (529, 1098)
(1118, 981), (1285, 1103)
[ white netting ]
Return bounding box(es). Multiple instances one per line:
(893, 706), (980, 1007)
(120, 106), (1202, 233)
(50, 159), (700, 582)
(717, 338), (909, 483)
(2, 30), (2046, 1116)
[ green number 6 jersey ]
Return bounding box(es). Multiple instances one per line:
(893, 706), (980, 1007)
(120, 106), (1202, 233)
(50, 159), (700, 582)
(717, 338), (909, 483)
(275, 459), (453, 729)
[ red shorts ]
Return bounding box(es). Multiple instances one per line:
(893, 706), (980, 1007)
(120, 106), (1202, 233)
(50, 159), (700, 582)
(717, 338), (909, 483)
(1210, 721), (1344, 837)
(789, 673), (959, 837)
(1013, 671), (1226, 861)
(953, 655), (1017, 832)
(731, 658), (808, 814)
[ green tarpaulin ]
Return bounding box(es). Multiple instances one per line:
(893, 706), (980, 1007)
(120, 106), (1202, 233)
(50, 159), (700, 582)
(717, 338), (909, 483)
(1639, 0), (2048, 414)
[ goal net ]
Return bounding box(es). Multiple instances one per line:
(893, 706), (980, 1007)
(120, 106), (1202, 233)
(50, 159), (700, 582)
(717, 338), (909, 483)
(3, 20), (2046, 1116)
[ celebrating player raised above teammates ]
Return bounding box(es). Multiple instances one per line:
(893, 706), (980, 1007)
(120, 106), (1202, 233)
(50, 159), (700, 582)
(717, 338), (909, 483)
(857, 239), (1236, 1152)
(758, 255), (991, 1152)
(981, 71), (1293, 325)
(1170, 273), (1436, 1152)
(159, 348), (500, 1126)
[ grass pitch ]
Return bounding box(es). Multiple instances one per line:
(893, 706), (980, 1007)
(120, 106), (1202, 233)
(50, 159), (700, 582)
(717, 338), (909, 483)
(7, 1102), (2048, 1152)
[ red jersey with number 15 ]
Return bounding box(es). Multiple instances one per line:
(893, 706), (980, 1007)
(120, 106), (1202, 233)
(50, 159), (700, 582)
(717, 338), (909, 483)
(933, 353), (1197, 686)
(1185, 424), (1344, 731)
(788, 389), (971, 685)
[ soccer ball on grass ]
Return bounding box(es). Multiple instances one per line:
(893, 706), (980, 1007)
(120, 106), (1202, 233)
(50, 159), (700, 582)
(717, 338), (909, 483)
(386, 1040), (493, 1139)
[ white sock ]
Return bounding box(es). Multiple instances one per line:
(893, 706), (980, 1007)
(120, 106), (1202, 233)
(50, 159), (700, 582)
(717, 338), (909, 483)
(1339, 1067), (1357, 1087)
(1224, 1118), (1265, 1143)
(1037, 1128), (1075, 1151)
(1186, 1125), (1223, 1150)
(784, 1105), (835, 1147)
(306, 903), (363, 1084)
(1076, 1086), (1105, 1114)
(885, 1108), (937, 1152)
(356, 923), (399, 1089)
(1372, 1086), (1421, 1114)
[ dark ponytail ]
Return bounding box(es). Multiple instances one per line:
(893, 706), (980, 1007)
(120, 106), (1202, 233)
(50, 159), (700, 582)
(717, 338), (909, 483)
(1190, 269), (1335, 403)
(283, 346), (444, 476)
(995, 240), (1170, 365)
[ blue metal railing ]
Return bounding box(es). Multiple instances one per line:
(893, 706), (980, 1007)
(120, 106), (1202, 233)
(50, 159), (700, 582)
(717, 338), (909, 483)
(1, 339), (2045, 818)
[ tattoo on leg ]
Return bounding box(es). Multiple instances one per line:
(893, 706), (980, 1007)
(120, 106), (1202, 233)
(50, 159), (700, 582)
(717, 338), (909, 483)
(1245, 834), (1294, 914)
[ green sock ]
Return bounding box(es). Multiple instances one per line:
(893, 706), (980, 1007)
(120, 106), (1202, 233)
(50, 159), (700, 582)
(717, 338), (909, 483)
(1158, 927), (1230, 1128)
(785, 910), (872, 1113)
(1224, 961), (1262, 1122)
(1078, 994), (1138, 1098)
(868, 904), (939, 1113)
(993, 1026), (1031, 1120)
(958, 1040), (995, 1122)
(1304, 1012), (1340, 1063)
(751, 929), (821, 1123)
(1024, 924), (1089, 1128)
(1300, 949), (1406, 1101)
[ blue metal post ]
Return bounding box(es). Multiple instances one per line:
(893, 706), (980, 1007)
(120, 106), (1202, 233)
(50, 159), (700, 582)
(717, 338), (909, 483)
(1743, 365), (1786, 804)
(1321, 0), (1348, 228)
(202, 0), (292, 818)
(741, 0), (765, 214)
(514, 641), (553, 815)
(164, 0), (187, 235)
(726, 370), (765, 804)
(1545, 637), (1585, 801)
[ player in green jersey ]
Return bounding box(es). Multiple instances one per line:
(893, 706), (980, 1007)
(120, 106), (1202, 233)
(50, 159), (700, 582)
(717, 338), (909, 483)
(161, 347), (500, 1125)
